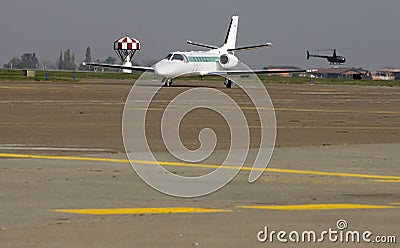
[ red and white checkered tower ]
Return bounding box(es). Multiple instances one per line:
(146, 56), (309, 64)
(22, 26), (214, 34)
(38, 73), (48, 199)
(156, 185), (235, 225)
(114, 36), (140, 73)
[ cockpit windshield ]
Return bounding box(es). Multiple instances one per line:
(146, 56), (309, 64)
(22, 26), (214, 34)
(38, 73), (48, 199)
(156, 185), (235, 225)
(172, 54), (186, 62)
(164, 53), (173, 60)
(164, 53), (187, 63)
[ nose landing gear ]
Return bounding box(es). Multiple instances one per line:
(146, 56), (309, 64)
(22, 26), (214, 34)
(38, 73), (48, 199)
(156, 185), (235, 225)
(162, 78), (173, 87)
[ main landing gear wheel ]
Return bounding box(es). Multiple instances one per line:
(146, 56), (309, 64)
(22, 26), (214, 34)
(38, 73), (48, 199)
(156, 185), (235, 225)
(225, 79), (233, 88)
(162, 78), (173, 87)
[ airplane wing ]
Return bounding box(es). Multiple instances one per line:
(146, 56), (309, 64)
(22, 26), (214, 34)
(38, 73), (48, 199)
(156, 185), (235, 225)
(83, 62), (154, 72)
(205, 69), (309, 76)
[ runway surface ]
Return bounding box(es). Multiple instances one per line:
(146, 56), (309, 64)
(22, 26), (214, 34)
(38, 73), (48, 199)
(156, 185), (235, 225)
(0, 79), (399, 247)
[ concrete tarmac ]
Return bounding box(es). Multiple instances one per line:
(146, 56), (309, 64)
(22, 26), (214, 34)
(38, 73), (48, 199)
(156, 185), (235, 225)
(0, 79), (399, 247)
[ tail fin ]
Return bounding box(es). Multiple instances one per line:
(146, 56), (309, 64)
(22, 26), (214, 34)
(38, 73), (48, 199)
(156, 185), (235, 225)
(223, 15), (239, 50)
(307, 50), (311, 60)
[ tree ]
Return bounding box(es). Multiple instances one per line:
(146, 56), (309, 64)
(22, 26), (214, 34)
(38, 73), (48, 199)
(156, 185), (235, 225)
(21, 53), (39, 69)
(58, 49), (77, 70)
(85, 46), (91, 63)
(3, 53), (39, 69)
(79, 46), (93, 71)
(98, 56), (118, 72)
(64, 49), (71, 69)
(57, 51), (64, 70)
(67, 50), (77, 70)
(104, 56), (117, 64)
(71, 53), (75, 68)
(3, 57), (22, 69)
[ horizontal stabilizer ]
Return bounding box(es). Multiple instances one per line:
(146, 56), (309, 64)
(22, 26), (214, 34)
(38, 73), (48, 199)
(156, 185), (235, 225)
(227, 43), (273, 52)
(83, 62), (154, 72)
(186, 40), (218, 50)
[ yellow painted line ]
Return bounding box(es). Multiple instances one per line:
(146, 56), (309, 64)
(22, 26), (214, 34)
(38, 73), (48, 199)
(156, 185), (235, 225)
(391, 202), (400, 205)
(265, 168), (400, 180)
(53, 207), (231, 215)
(0, 153), (128, 163)
(372, 179), (400, 183)
(1, 153), (399, 181)
(237, 204), (396, 211)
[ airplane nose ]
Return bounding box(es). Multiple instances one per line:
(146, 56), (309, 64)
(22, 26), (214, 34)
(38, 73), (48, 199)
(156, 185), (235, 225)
(155, 61), (172, 77)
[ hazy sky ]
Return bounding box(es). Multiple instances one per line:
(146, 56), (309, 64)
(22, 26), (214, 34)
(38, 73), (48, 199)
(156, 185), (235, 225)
(1, 0), (399, 71)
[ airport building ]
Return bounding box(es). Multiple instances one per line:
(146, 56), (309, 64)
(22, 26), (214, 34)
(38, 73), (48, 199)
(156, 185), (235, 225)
(312, 68), (372, 80)
(263, 66), (304, 77)
(373, 68), (400, 80)
(263, 67), (374, 80)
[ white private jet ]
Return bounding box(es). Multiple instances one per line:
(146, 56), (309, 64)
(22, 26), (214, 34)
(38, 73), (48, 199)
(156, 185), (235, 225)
(84, 15), (307, 88)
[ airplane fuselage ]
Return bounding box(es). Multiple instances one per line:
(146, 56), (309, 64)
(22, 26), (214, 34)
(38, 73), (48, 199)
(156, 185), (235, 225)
(154, 49), (232, 79)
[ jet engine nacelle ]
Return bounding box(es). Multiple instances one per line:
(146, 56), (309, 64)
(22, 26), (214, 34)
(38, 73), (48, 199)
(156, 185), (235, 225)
(218, 54), (239, 69)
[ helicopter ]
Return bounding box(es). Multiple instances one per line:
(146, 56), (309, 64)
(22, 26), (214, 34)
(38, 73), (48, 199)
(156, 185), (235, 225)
(307, 49), (346, 65)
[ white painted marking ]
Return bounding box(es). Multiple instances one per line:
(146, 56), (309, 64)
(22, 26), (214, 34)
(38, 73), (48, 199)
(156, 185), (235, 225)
(0, 145), (113, 152)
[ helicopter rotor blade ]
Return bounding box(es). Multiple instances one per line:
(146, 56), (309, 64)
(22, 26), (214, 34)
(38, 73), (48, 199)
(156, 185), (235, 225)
(316, 48), (351, 52)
